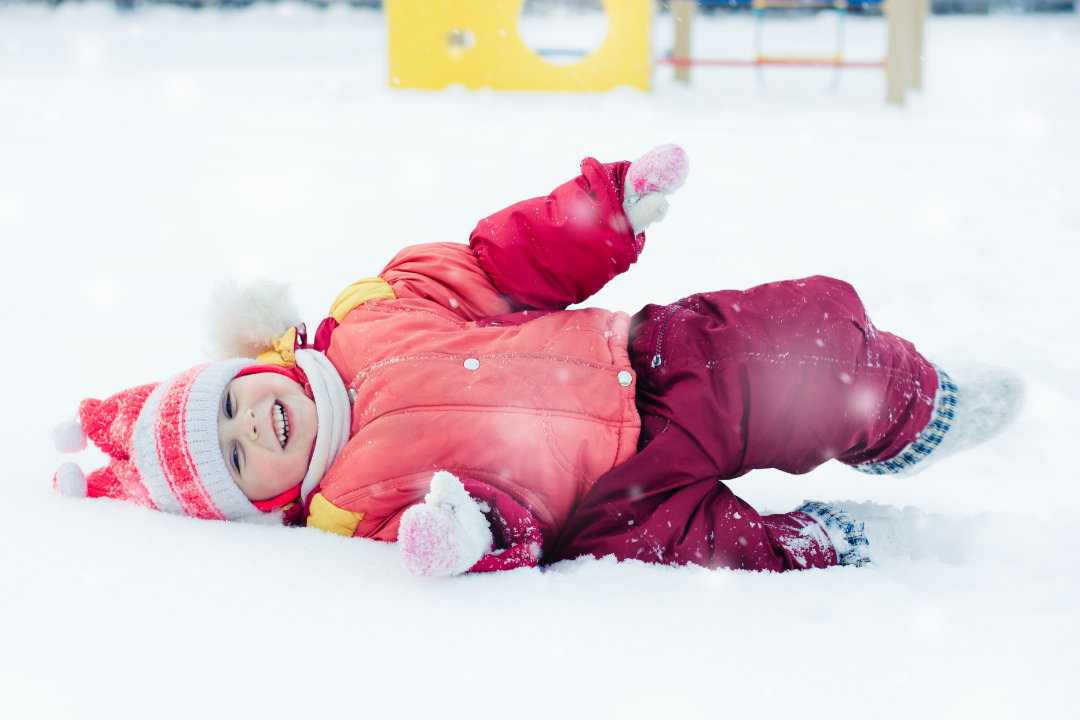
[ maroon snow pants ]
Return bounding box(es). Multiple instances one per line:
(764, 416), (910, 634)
(549, 276), (938, 572)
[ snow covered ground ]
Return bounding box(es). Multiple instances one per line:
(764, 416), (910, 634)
(2, 3), (1078, 717)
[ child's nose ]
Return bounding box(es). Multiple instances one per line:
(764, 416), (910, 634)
(247, 409), (259, 440)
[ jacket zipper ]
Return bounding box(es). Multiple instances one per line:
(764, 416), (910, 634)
(651, 303), (680, 368)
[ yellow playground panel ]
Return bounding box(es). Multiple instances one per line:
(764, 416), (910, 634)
(386, 0), (651, 91)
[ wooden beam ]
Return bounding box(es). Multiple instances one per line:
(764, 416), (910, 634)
(672, 0), (695, 84)
(913, 0), (927, 91)
(886, 0), (910, 104)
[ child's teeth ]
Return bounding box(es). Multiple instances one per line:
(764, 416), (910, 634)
(273, 403), (288, 448)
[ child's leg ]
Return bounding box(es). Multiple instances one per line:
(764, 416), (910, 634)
(634, 275), (940, 476)
(550, 420), (858, 571)
(552, 276), (938, 570)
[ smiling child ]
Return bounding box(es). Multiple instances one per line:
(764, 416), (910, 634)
(52, 145), (1023, 574)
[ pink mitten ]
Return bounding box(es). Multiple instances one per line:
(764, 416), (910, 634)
(398, 471), (494, 577)
(623, 144), (690, 235)
(625, 144), (690, 198)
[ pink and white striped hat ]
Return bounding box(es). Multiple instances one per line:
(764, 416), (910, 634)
(53, 358), (272, 522)
(52, 277), (353, 522)
(53, 349), (351, 522)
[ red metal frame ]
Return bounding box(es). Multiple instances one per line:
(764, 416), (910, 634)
(660, 57), (886, 68)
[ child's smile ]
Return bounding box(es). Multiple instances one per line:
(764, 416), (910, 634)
(217, 372), (318, 502)
(271, 400), (291, 448)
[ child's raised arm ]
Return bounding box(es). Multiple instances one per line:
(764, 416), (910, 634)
(372, 146), (688, 322)
(470, 145), (688, 311)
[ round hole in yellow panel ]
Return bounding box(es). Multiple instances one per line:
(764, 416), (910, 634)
(517, 0), (610, 66)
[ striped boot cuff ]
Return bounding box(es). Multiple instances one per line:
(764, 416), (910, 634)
(795, 501), (870, 567)
(852, 365), (958, 476)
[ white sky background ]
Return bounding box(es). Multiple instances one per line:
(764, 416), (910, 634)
(1, 4), (1078, 718)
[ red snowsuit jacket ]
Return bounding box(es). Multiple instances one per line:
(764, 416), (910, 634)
(304, 159), (645, 563)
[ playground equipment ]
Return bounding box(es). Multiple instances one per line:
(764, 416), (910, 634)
(663, 0), (927, 104)
(386, 0), (651, 91)
(386, 0), (925, 103)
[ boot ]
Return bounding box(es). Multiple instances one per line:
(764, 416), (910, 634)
(854, 364), (1024, 476)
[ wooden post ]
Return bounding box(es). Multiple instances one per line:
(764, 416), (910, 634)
(886, 0), (909, 104)
(886, 0), (926, 105)
(913, 0), (928, 91)
(672, 0), (695, 84)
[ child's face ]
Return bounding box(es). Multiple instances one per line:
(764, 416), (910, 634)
(217, 373), (318, 502)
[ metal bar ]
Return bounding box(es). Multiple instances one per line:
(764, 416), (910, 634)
(701, 0), (882, 4)
(753, 5), (766, 85)
(751, 1), (849, 7)
(832, 2), (848, 89)
(757, 53), (842, 60)
(660, 57), (886, 67)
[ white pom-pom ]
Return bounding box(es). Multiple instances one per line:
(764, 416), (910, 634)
(52, 420), (87, 454)
(208, 278), (303, 359)
(55, 463), (87, 498)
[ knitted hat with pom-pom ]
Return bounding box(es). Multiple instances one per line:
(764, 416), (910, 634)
(54, 359), (271, 521)
(53, 349), (351, 523)
(52, 278), (352, 523)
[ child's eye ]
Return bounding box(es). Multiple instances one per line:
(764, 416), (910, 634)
(232, 445), (240, 473)
(225, 393), (233, 419)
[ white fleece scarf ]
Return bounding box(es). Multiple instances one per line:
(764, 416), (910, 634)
(295, 349), (351, 502)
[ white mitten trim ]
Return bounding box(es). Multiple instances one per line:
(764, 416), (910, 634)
(425, 471), (493, 575)
(624, 193), (670, 235)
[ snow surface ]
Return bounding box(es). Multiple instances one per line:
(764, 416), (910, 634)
(2, 3), (1079, 717)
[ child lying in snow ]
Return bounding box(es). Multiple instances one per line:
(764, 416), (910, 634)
(52, 145), (1024, 575)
